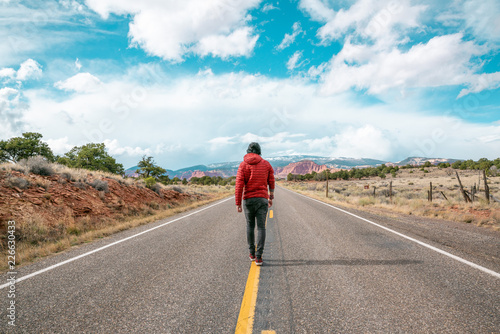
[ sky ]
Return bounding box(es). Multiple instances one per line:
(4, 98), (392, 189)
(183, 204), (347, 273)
(1, 0), (499, 170)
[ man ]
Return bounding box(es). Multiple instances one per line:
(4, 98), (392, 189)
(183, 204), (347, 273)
(235, 142), (275, 266)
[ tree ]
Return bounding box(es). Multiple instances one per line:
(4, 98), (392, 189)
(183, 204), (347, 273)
(0, 132), (54, 163)
(136, 155), (166, 179)
(158, 175), (171, 185)
(58, 143), (124, 174)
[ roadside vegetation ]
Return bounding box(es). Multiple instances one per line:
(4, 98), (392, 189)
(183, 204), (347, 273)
(282, 164), (500, 231)
(0, 133), (234, 271)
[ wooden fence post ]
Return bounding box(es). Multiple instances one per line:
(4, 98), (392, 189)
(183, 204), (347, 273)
(429, 182), (433, 202)
(390, 181), (393, 203)
(483, 169), (490, 204)
(326, 169), (329, 198)
(456, 171), (471, 203)
(440, 191), (448, 201)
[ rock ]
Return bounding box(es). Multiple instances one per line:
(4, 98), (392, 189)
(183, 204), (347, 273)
(31, 198), (43, 205)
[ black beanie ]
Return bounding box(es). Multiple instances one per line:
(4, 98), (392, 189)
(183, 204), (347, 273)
(246, 142), (261, 155)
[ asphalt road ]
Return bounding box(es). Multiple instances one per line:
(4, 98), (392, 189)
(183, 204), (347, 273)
(1, 187), (499, 333)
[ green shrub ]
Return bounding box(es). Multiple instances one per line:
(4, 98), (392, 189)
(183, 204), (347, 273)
(144, 177), (156, 188)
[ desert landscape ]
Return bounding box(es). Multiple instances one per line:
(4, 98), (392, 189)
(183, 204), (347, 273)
(280, 166), (500, 231)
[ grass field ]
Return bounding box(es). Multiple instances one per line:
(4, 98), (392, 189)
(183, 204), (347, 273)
(280, 167), (500, 231)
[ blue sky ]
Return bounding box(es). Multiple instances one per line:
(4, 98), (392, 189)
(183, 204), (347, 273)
(1, 0), (499, 170)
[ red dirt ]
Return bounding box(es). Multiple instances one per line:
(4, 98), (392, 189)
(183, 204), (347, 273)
(0, 171), (202, 236)
(448, 204), (492, 219)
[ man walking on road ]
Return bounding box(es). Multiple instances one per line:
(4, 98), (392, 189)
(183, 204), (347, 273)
(235, 142), (275, 266)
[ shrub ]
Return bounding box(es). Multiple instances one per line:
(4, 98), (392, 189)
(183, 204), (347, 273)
(60, 172), (72, 181)
(358, 197), (375, 206)
(90, 179), (109, 192)
(10, 164), (27, 174)
(6, 176), (30, 189)
(21, 156), (54, 176)
(74, 182), (87, 190)
(172, 186), (183, 193)
(144, 177), (156, 188)
(151, 183), (162, 195)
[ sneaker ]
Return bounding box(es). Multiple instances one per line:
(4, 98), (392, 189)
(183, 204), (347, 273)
(249, 254), (256, 261)
(255, 257), (263, 266)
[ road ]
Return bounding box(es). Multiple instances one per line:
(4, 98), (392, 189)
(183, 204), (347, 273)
(1, 187), (499, 333)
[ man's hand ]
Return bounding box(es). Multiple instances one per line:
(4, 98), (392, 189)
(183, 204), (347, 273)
(237, 205), (242, 213)
(268, 199), (273, 208)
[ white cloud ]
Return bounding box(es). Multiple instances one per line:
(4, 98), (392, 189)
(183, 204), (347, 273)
(277, 22), (303, 50)
(16, 59), (42, 81)
(194, 27), (259, 59)
(299, 0), (335, 22)
(300, 1), (499, 98)
(54, 72), (103, 93)
(103, 139), (152, 157)
(457, 72), (500, 98)
(287, 51), (302, 71)
(262, 3), (278, 12)
(0, 67), (16, 79)
(317, 33), (494, 96)
(301, 0), (426, 46)
(462, 0), (500, 43)
(208, 136), (237, 146)
(1, 59), (43, 83)
(332, 125), (393, 160)
(85, 0), (261, 62)
(0, 87), (23, 139)
(75, 58), (82, 71)
(17, 68), (500, 169)
(0, 87), (18, 101)
(45, 137), (73, 154)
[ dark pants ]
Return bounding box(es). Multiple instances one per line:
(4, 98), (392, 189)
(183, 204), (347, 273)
(243, 197), (268, 258)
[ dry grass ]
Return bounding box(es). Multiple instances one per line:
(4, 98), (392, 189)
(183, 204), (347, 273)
(280, 167), (500, 231)
(2, 190), (232, 272)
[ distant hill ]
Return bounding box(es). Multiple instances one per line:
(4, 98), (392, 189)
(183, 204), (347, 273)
(395, 157), (459, 166)
(125, 156), (457, 179)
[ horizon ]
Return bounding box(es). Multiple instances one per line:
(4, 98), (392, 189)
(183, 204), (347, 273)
(124, 154), (469, 172)
(1, 1), (499, 170)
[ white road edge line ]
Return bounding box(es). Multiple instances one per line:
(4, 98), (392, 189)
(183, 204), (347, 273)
(0, 197), (233, 290)
(282, 187), (500, 279)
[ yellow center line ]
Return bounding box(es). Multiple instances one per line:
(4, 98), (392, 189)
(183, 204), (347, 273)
(236, 209), (275, 334)
(235, 261), (261, 334)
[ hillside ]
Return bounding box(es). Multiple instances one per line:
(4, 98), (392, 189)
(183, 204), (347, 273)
(0, 167), (211, 251)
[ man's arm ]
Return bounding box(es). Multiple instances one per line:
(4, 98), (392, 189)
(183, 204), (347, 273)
(268, 162), (275, 200)
(235, 162), (245, 210)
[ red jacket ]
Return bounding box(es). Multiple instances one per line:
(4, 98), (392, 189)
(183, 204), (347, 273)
(235, 153), (275, 206)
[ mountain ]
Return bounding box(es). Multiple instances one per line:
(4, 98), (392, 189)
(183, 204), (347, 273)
(125, 156), (457, 180)
(274, 160), (331, 179)
(394, 157), (459, 166)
